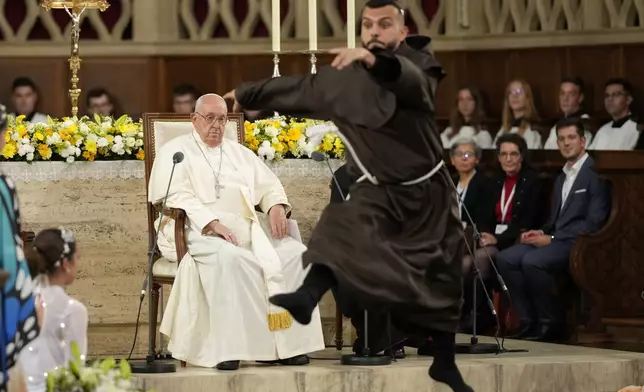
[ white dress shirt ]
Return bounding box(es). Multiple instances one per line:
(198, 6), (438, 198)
(543, 113), (592, 150)
(494, 126), (543, 149)
(441, 126), (493, 149)
(588, 118), (639, 150)
(561, 152), (589, 207)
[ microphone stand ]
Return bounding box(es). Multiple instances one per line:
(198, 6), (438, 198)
(313, 153), (391, 366)
(130, 153), (183, 374)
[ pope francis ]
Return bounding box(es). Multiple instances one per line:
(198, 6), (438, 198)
(148, 94), (325, 370)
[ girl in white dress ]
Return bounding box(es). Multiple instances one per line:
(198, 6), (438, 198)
(441, 86), (493, 149)
(20, 228), (87, 392)
(494, 79), (543, 149)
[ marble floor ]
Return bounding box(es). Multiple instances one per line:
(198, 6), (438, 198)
(131, 335), (644, 392)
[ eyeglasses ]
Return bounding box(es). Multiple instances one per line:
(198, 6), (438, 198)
(499, 151), (521, 159)
(508, 89), (525, 96)
(452, 151), (476, 159)
(196, 112), (227, 125)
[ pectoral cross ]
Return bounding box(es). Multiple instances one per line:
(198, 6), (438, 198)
(215, 182), (225, 199)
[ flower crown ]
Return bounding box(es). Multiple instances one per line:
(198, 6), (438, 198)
(0, 103), (7, 125)
(59, 227), (76, 264)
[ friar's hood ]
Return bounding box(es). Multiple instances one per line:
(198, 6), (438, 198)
(396, 35), (445, 82)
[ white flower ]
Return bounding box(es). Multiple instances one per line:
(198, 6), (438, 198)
(75, 137), (83, 147)
(125, 137), (136, 148)
(21, 138), (30, 144)
(66, 156), (75, 163)
(80, 122), (90, 134)
(97, 137), (109, 147)
(18, 144), (34, 157)
(257, 140), (276, 161)
(135, 139), (143, 147)
(111, 143), (125, 155)
(272, 137), (279, 144)
(75, 147), (81, 156)
(86, 133), (98, 142)
(114, 135), (123, 144)
(26, 152), (34, 161)
(101, 120), (112, 131)
(265, 126), (279, 138)
(137, 132), (143, 138)
(61, 119), (75, 128)
(47, 133), (62, 145)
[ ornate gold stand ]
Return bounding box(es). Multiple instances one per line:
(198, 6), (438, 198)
(41, 1), (110, 117)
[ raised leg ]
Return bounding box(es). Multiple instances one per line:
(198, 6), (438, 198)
(149, 282), (161, 359)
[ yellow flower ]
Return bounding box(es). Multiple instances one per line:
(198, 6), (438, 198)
(45, 128), (54, 137)
(64, 124), (78, 134)
(82, 151), (95, 162)
(135, 149), (145, 161)
(34, 132), (45, 142)
(287, 140), (296, 151)
(17, 124), (27, 137)
(38, 144), (52, 160)
(85, 140), (98, 154)
(2, 142), (17, 159)
(272, 142), (284, 153)
(106, 135), (114, 143)
(321, 140), (333, 151)
(287, 128), (302, 142)
(4, 132), (10, 143)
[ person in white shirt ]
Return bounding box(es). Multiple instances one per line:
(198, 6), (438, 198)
(494, 79), (543, 149)
(588, 78), (639, 150)
(544, 77), (592, 149)
(496, 117), (610, 342)
(441, 86), (493, 149)
(9, 78), (48, 124)
(21, 228), (88, 392)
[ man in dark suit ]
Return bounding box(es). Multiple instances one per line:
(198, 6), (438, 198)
(496, 117), (611, 342)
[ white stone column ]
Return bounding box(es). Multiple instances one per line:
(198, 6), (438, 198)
(444, 0), (487, 36)
(132, 0), (180, 42)
(582, 0), (604, 30)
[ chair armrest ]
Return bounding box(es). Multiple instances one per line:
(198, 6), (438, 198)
(153, 204), (188, 265)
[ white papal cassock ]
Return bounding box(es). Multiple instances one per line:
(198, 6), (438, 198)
(148, 130), (325, 367)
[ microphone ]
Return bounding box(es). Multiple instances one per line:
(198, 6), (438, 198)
(312, 151), (346, 201)
(172, 151), (184, 164)
(140, 151), (184, 300)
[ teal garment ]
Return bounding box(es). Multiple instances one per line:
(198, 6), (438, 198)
(0, 175), (39, 387)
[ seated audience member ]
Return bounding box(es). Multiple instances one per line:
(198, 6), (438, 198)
(86, 87), (115, 118)
(494, 79), (543, 149)
(544, 77), (593, 149)
(449, 137), (496, 331)
(589, 78), (639, 150)
(441, 86), (493, 149)
(497, 117), (610, 342)
(479, 133), (542, 253)
(22, 228), (88, 392)
(148, 94), (324, 370)
(9, 77), (47, 123)
(171, 84), (200, 114)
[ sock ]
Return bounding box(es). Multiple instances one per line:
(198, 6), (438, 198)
(427, 330), (474, 392)
(269, 264), (336, 325)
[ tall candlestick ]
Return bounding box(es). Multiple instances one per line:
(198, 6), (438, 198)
(272, 0), (280, 52)
(308, 0), (317, 51)
(347, 0), (356, 48)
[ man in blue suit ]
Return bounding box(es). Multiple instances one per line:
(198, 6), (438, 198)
(496, 117), (611, 342)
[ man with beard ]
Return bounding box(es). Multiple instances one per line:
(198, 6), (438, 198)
(224, 1), (471, 390)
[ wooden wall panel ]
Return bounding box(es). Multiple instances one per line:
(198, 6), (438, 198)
(1, 43), (643, 122)
(0, 59), (67, 117)
(72, 58), (160, 118)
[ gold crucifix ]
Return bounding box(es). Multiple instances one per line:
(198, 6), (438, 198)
(41, 1), (110, 118)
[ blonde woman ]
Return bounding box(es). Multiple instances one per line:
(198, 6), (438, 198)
(494, 79), (543, 149)
(441, 86), (493, 149)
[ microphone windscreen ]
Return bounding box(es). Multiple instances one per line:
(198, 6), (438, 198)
(311, 151), (326, 162)
(172, 151), (184, 164)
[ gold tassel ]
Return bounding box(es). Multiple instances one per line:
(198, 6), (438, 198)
(268, 311), (293, 331)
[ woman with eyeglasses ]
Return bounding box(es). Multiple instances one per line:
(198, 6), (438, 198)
(494, 80), (543, 149)
(441, 86), (493, 149)
(449, 138), (496, 332)
(479, 134), (543, 254)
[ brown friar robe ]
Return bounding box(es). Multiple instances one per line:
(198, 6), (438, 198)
(235, 36), (464, 333)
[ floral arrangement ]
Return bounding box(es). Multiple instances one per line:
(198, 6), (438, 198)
(1, 114), (144, 162)
(46, 342), (151, 392)
(244, 116), (345, 161)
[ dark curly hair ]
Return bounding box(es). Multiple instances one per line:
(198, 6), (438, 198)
(25, 228), (77, 278)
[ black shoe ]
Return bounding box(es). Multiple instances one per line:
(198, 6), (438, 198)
(505, 322), (536, 339)
(269, 293), (315, 325)
(256, 354), (310, 366)
(524, 324), (566, 342)
(215, 360), (240, 371)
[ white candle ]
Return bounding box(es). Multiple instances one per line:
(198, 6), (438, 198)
(308, 0), (317, 51)
(347, 0), (356, 48)
(272, 0), (280, 52)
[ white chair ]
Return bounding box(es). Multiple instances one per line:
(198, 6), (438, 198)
(142, 113), (244, 367)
